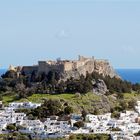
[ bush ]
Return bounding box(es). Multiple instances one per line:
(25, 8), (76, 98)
(128, 99), (137, 109)
(64, 106), (73, 115)
(6, 124), (16, 131)
(74, 121), (84, 128)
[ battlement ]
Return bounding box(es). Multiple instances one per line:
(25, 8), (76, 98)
(78, 55), (94, 61)
(95, 59), (108, 62)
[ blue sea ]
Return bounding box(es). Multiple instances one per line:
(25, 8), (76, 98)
(0, 69), (140, 84)
(116, 69), (140, 84)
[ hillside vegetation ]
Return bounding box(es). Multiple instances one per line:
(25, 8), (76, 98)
(2, 92), (140, 116)
(0, 133), (110, 140)
(0, 69), (140, 116)
(1, 69), (140, 99)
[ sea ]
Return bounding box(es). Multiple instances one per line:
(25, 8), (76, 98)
(0, 69), (140, 84)
(116, 69), (140, 84)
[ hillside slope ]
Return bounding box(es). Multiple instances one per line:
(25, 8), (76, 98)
(2, 92), (140, 114)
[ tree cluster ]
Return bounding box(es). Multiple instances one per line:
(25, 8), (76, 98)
(26, 99), (73, 119)
(0, 70), (140, 99)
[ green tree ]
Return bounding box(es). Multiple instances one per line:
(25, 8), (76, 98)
(0, 94), (3, 101)
(82, 109), (88, 121)
(117, 93), (124, 99)
(6, 124), (16, 131)
(128, 99), (137, 109)
(119, 100), (128, 111)
(93, 108), (100, 115)
(1, 70), (17, 79)
(64, 106), (73, 115)
(74, 121), (84, 128)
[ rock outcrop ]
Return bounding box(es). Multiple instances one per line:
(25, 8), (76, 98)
(61, 56), (120, 80)
(94, 60), (118, 78)
(93, 79), (109, 95)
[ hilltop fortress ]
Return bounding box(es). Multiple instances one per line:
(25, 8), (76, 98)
(10, 55), (120, 79)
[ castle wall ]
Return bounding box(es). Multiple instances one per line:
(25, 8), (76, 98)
(75, 60), (95, 76)
(19, 55), (119, 79)
(63, 62), (73, 71)
(38, 61), (65, 74)
(75, 61), (85, 69)
(50, 64), (64, 73)
(78, 55), (94, 61)
(38, 61), (49, 74)
(22, 66), (38, 75)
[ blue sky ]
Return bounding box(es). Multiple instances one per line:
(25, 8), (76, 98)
(0, 0), (140, 68)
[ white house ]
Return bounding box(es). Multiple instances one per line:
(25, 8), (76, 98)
(44, 117), (71, 134)
(9, 102), (41, 110)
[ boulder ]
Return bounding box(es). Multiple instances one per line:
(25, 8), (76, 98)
(93, 79), (108, 95)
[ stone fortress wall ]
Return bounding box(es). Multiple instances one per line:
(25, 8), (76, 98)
(9, 55), (119, 79)
(37, 55), (96, 76)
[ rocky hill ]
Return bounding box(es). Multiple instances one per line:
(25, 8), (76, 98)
(62, 58), (120, 80)
(9, 55), (120, 80)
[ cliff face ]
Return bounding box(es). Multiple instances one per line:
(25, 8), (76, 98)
(94, 60), (119, 78)
(62, 58), (120, 80)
